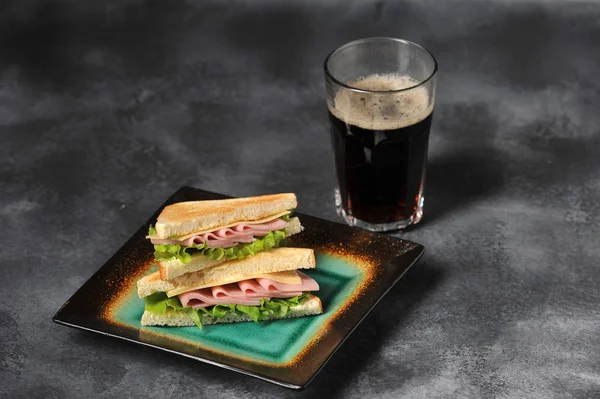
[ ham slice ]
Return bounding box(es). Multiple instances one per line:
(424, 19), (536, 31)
(177, 272), (319, 309)
(151, 218), (287, 249)
(211, 283), (245, 298)
(178, 288), (263, 309)
(238, 279), (269, 297)
(256, 271), (319, 293)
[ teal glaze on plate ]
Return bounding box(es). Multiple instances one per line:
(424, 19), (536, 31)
(112, 252), (364, 364)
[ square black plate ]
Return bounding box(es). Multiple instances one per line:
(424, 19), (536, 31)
(53, 187), (424, 389)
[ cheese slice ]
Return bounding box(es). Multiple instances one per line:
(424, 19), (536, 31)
(166, 270), (301, 297)
(146, 211), (291, 240)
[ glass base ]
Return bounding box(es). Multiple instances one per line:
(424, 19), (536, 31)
(335, 189), (423, 232)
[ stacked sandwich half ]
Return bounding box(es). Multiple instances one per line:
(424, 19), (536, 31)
(137, 193), (323, 328)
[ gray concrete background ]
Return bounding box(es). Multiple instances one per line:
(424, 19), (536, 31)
(1, 0), (599, 397)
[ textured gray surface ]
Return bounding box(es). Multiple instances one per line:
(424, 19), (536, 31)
(1, 0), (600, 397)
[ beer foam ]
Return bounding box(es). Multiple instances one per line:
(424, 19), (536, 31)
(329, 74), (433, 130)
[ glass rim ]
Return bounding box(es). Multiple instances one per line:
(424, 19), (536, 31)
(323, 37), (438, 94)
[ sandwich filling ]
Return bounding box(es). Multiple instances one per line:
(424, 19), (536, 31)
(148, 213), (294, 264)
(178, 271), (318, 308)
(144, 271), (319, 329)
(151, 218), (287, 248)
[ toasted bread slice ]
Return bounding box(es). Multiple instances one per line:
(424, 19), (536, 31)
(140, 295), (323, 327)
(153, 193), (297, 239)
(157, 216), (304, 280)
(158, 257), (222, 282)
(137, 247), (316, 298)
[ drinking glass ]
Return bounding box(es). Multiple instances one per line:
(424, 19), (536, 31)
(324, 37), (438, 231)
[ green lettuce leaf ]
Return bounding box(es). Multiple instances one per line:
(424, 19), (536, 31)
(211, 304), (235, 318)
(183, 307), (203, 329)
(144, 292), (184, 315)
(236, 305), (260, 322)
(151, 228), (289, 264)
(262, 298), (289, 317)
(144, 292), (311, 330)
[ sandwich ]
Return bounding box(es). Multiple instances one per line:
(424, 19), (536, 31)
(138, 247), (323, 328)
(145, 193), (303, 280)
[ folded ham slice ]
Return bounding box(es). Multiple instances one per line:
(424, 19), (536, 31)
(150, 218), (287, 249)
(179, 288), (263, 309)
(257, 271), (319, 292)
(178, 272), (319, 309)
